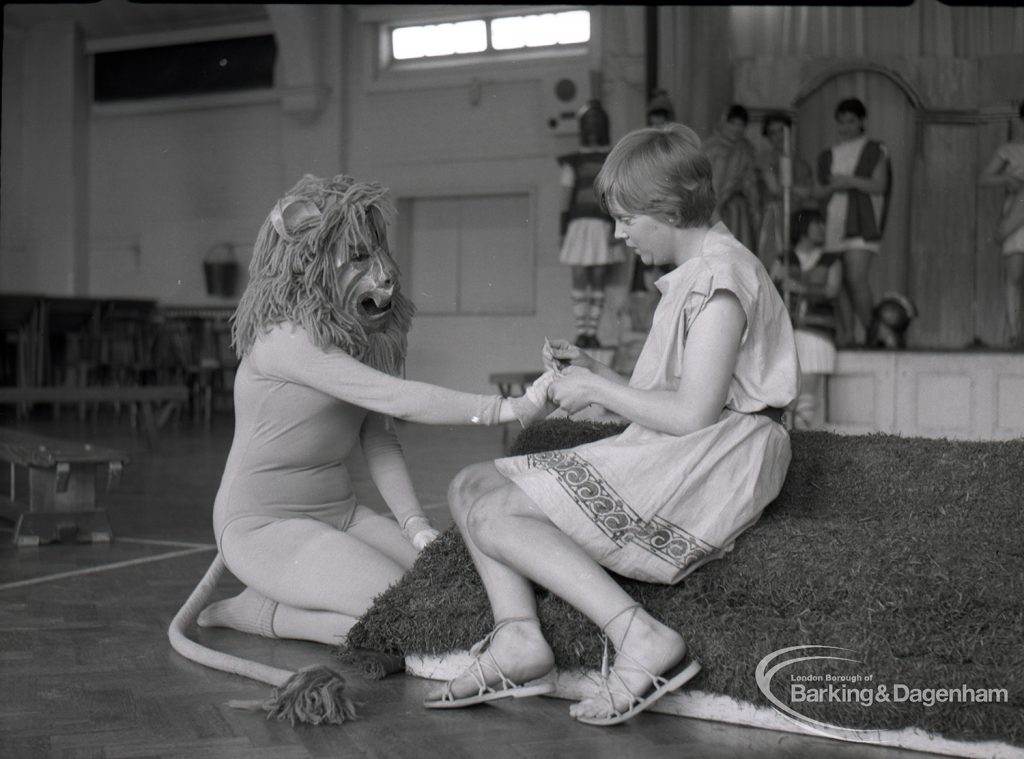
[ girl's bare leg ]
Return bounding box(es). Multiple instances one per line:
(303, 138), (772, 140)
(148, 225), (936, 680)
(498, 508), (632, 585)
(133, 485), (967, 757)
(842, 248), (875, 343)
(585, 263), (610, 291)
(792, 372), (826, 430)
(429, 463), (686, 717)
(1005, 252), (1024, 347)
(570, 265), (590, 344)
(425, 462), (554, 699)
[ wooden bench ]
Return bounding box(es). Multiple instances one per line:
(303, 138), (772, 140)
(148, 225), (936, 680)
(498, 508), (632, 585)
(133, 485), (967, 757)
(0, 427), (130, 547)
(489, 371), (543, 399)
(0, 385), (189, 449)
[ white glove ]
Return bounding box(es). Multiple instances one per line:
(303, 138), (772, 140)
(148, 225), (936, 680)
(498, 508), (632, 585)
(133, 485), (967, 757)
(402, 515), (440, 551)
(412, 528), (440, 551)
(508, 370), (558, 428)
(525, 370), (555, 407)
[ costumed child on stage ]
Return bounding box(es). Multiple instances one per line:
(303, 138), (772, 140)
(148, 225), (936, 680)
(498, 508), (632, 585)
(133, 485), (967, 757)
(770, 208), (842, 429)
(557, 99), (626, 348)
(168, 173), (552, 724)
(813, 97), (892, 347)
(425, 123), (799, 725)
(702, 103), (761, 255)
(978, 100), (1024, 348)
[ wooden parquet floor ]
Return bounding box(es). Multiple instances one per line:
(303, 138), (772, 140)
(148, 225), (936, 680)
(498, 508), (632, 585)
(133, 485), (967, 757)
(0, 410), (947, 759)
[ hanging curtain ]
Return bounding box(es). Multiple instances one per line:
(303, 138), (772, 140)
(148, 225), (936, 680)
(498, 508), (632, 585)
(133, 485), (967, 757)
(723, 1), (1024, 59)
(656, 5), (732, 137)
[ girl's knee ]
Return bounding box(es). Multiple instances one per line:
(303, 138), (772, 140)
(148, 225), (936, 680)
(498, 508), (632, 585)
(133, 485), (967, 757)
(464, 495), (505, 553)
(448, 462), (499, 523)
(465, 484), (538, 556)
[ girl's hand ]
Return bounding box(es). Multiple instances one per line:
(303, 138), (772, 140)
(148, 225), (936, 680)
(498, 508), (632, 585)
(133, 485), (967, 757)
(550, 365), (599, 415)
(543, 338), (595, 373)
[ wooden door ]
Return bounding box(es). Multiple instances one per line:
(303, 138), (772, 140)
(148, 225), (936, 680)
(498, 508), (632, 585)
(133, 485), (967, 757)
(909, 122), (979, 349)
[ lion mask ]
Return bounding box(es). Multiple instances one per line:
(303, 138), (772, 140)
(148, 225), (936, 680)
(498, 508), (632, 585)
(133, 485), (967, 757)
(232, 174), (415, 377)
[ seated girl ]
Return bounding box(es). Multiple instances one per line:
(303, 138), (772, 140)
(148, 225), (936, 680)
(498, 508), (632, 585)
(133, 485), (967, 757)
(427, 123), (799, 725)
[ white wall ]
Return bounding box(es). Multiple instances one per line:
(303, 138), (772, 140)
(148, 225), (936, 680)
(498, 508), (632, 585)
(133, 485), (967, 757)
(89, 101), (286, 305)
(1, 26), (26, 286)
(0, 4), (646, 393)
(341, 6), (643, 390)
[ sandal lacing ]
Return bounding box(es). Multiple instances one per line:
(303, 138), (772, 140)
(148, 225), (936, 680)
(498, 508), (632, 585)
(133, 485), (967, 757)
(431, 617), (552, 706)
(584, 604), (688, 722)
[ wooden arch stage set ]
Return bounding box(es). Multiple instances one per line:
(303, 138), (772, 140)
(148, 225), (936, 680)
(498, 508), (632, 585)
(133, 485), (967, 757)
(726, 58), (1024, 441)
(734, 55), (1021, 350)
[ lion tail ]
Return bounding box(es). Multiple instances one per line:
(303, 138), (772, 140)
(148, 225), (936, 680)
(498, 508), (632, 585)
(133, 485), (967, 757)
(167, 553), (357, 726)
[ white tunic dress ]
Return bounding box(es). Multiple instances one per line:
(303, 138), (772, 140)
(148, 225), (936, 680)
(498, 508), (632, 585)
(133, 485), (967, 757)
(823, 135), (888, 255)
(496, 224), (800, 584)
(996, 142), (1024, 255)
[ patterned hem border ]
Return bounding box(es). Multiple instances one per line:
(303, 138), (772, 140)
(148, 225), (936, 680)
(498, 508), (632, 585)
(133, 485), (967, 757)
(526, 450), (715, 571)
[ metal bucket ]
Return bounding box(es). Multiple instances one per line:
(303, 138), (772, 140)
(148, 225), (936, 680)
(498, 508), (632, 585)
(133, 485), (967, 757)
(203, 245), (238, 297)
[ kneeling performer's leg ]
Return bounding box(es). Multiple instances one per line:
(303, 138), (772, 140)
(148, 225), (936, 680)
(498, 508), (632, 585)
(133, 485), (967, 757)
(210, 513), (413, 645)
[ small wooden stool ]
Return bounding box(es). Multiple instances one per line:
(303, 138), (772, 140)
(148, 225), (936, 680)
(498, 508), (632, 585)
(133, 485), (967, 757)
(0, 427), (130, 547)
(488, 371), (542, 452)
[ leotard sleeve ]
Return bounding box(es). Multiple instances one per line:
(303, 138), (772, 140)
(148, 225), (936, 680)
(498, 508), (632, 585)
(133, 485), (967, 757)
(251, 324), (504, 426)
(359, 410), (425, 531)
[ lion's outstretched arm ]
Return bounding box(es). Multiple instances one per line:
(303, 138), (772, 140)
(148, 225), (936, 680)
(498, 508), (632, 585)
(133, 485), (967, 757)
(255, 326), (507, 427)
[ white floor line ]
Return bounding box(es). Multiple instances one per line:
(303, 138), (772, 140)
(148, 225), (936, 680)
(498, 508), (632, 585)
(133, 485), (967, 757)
(0, 545), (216, 591)
(116, 537), (216, 550)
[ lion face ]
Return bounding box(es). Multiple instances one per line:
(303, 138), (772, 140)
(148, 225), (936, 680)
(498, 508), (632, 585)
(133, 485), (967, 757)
(333, 238), (401, 335)
(331, 205), (402, 336)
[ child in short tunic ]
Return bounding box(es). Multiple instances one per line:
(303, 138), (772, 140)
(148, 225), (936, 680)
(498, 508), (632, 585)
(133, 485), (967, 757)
(427, 123), (798, 726)
(558, 100), (627, 348)
(771, 208), (842, 430)
(979, 100), (1024, 348)
(497, 222), (798, 584)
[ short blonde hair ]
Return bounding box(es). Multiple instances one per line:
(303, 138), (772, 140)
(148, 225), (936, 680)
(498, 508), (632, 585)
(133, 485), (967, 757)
(595, 123), (716, 228)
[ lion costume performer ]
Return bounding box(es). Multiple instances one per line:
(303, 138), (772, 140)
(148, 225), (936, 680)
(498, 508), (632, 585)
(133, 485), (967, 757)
(168, 174), (551, 725)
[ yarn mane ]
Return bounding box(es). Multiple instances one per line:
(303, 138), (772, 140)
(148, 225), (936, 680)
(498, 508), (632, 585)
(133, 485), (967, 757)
(231, 174), (414, 376)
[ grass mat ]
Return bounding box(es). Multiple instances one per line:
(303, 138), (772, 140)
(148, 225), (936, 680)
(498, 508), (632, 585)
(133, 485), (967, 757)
(346, 419), (1024, 747)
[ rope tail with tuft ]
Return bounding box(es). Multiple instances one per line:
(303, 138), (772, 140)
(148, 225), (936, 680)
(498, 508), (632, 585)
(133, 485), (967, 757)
(167, 554), (358, 726)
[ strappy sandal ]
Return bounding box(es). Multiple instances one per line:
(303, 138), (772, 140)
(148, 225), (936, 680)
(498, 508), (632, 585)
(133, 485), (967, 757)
(574, 604), (701, 726)
(423, 617), (555, 709)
